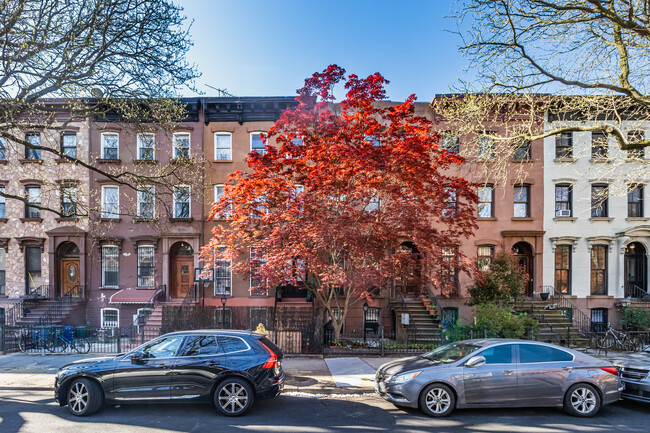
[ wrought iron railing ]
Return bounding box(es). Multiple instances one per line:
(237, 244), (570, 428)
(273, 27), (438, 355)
(425, 284), (447, 327)
(394, 288), (418, 345)
(542, 285), (593, 337)
(131, 284), (166, 344)
(181, 283), (198, 307)
(35, 285), (84, 327)
(625, 284), (650, 301)
(28, 284), (51, 299)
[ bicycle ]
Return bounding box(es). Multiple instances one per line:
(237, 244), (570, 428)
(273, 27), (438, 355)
(597, 323), (641, 351)
(50, 330), (91, 354)
(15, 329), (55, 353)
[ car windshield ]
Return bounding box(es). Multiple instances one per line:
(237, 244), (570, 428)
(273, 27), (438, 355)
(421, 342), (481, 363)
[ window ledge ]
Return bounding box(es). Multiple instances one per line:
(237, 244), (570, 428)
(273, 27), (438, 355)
(590, 158), (613, 164)
(20, 218), (43, 223)
(626, 217), (649, 222)
(169, 217), (193, 223)
(511, 217), (533, 221)
(625, 158), (648, 163)
(133, 217), (159, 223)
(213, 159), (234, 163)
(589, 217), (614, 222)
(18, 159), (43, 164)
(54, 157), (76, 163)
(554, 157), (576, 163)
(99, 286), (120, 290)
(0, 218), (7, 223)
(134, 159), (158, 165)
(170, 157), (195, 165)
(553, 217), (577, 222)
(98, 217), (121, 222)
(55, 217), (77, 223)
(97, 158), (121, 164)
(511, 159), (533, 163)
(477, 217), (497, 221)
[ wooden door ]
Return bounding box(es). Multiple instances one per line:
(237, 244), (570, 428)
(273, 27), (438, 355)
(172, 258), (193, 298)
(60, 259), (80, 297)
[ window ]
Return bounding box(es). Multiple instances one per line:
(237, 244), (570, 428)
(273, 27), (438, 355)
(442, 246), (458, 291)
(180, 335), (220, 356)
(61, 134), (77, 159)
(214, 133), (232, 160)
(101, 186), (119, 219)
(101, 133), (118, 159)
(173, 132), (190, 159)
(441, 132), (459, 153)
(442, 187), (457, 218)
(628, 184), (644, 218)
(25, 134), (41, 160)
(173, 185), (190, 218)
(555, 132), (573, 158)
(0, 246), (6, 296)
(25, 186), (41, 219)
(518, 344), (573, 363)
(250, 307), (268, 328)
(590, 245), (608, 295)
(137, 246), (155, 287)
(479, 344), (514, 364)
(477, 245), (494, 271)
(0, 185), (5, 218)
(215, 308), (233, 329)
(137, 133), (155, 160)
(214, 247), (232, 295)
(554, 245), (571, 294)
(591, 131), (608, 159)
(251, 132), (266, 155)
(217, 335), (249, 353)
(477, 185), (494, 218)
(627, 130), (645, 159)
(513, 140), (531, 160)
(555, 184), (572, 217)
(136, 335), (184, 358)
(213, 184), (231, 218)
(591, 308), (608, 333)
(513, 185), (530, 218)
(250, 247), (267, 295)
(478, 134), (494, 159)
(0, 137), (5, 160)
(591, 184), (609, 217)
(25, 246), (41, 293)
(101, 308), (119, 328)
(60, 185), (77, 217)
(137, 186), (155, 219)
(101, 245), (119, 287)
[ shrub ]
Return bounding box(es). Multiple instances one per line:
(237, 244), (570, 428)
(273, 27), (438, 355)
(621, 307), (650, 331)
(454, 304), (538, 339)
(468, 251), (527, 305)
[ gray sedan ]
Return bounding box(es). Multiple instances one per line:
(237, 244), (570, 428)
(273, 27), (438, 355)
(375, 339), (621, 417)
(616, 346), (650, 403)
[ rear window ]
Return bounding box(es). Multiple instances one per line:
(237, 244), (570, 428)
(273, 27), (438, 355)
(217, 336), (249, 354)
(518, 344), (573, 363)
(258, 336), (284, 359)
(179, 336), (220, 356)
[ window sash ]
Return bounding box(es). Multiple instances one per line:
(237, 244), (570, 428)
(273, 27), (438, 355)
(102, 246), (119, 287)
(61, 186), (77, 217)
(25, 187), (41, 218)
(590, 245), (608, 295)
(137, 246), (155, 287)
(251, 133), (266, 155)
(513, 140), (531, 160)
(173, 133), (190, 159)
(214, 247), (232, 295)
(555, 133), (573, 158)
(214, 133), (232, 160)
(555, 185), (572, 216)
(478, 186), (494, 217)
(627, 131), (645, 159)
(0, 246), (5, 296)
(101, 186), (119, 218)
(62, 134), (77, 159)
(102, 133), (119, 159)
(26, 134), (41, 160)
(513, 186), (530, 218)
(477, 245), (494, 270)
(137, 186), (155, 218)
(591, 185), (609, 217)
(628, 185), (644, 218)
(25, 246), (42, 293)
(137, 134), (155, 160)
(591, 131), (608, 159)
(0, 137), (5, 160)
(101, 308), (119, 328)
(441, 133), (459, 153)
(0, 186), (5, 218)
(554, 245), (571, 294)
(478, 135), (494, 158)
(173, 185), (190, 218)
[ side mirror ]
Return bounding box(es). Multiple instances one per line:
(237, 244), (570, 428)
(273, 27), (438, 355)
(130, 354), (145, 365)
(465, 355), (486, 368)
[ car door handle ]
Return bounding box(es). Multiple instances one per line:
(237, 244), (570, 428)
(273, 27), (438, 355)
(503, 370), (514, 375)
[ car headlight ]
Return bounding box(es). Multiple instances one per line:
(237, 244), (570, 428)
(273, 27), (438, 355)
(389, 371), (421, 384)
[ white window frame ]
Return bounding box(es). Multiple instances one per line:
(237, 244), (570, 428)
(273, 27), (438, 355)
(0, 185), (5, 218)
(250, 132), (266, 156)
(101, 132), (119, 159)
(249, 246), (268, 295)
(214, 132), (233, 161)
(137, 245), (156, 287)
(101, 245), (120, 287)
(101, 185), (120, 219)
(137, 185), (155, 218)
(173, 184), (191, 218)
(214, 245), (232, 296)
(101, 308), (119, 328)
(136, 133), (155, 161)
(173, 132), (191, 159)
(60, 184), (77, 217)
(213, 184), (231, 219)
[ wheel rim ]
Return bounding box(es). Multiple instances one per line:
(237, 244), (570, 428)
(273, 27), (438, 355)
(570, 387), (596, 414)
(425, 388), (451, 414)
(68, 382), (89, 414)
(218, 383), (248, 414)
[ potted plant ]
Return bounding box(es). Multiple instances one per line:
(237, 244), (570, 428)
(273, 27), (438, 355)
(427, 304), (437, 315)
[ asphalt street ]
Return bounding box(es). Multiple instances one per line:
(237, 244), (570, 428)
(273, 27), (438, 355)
(0, 388), (647, 433)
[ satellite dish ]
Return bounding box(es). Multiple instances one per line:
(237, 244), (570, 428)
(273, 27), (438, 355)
(90, 88), (104, 99)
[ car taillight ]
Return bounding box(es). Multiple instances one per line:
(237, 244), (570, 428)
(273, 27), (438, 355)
(260, 342), (278, 369)
(601, 367), (618, 376)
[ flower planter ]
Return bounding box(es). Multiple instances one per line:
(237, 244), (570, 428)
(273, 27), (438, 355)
(540, 292), (550, 301)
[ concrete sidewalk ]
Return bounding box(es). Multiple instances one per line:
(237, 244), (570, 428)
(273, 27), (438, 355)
(0, 353), (400, 395)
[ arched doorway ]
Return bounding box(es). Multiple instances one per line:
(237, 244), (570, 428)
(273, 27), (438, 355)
(58, 242), (80, 298)
(625, 242), (647, 298)
(397, 241), (422, 296)
(170, 242), (194, 298)
(512, 242), (534, 297)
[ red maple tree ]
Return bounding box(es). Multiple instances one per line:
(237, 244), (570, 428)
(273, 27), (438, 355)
(202, 65), (477, 340)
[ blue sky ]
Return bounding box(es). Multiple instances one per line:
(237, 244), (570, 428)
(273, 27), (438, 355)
(180, 0), (465, 102)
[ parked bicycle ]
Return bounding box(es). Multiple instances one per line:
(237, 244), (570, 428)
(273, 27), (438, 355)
(597, 323), (641, 351)
(50, 329), (91, 354)
(16, 329), (55, 353)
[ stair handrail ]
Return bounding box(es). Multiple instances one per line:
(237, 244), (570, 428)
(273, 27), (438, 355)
(181, 283), (198, 308)
(132, 284), (166, 333)
(4, 300), (26, 326)
(543, 285), (593, 338)
(425, 284), (447, 328)
(625, 283), (650, 301)
(35, 284), (84, 327)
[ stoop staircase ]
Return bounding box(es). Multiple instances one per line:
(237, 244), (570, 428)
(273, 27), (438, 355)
(515, 299), (591, 348)
(390, 294), (442, 344)
(14, 299), (86, 327)
(142, 298), (184, 341)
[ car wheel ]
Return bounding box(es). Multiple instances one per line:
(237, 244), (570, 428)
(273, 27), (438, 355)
(214, 377), (254, 417)
(564, 383), (601, 417)
(419, 383), (455, 417)
(67, 378), (104, 416)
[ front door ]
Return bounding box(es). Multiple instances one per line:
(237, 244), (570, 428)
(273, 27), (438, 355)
(172, 258), (193, 298)
(463, 344), (517, 405)
(512, 242), (534, 297)
(60, 259), (80, 297)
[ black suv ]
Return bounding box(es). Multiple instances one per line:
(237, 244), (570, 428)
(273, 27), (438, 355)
(55, 330), (284, 417)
